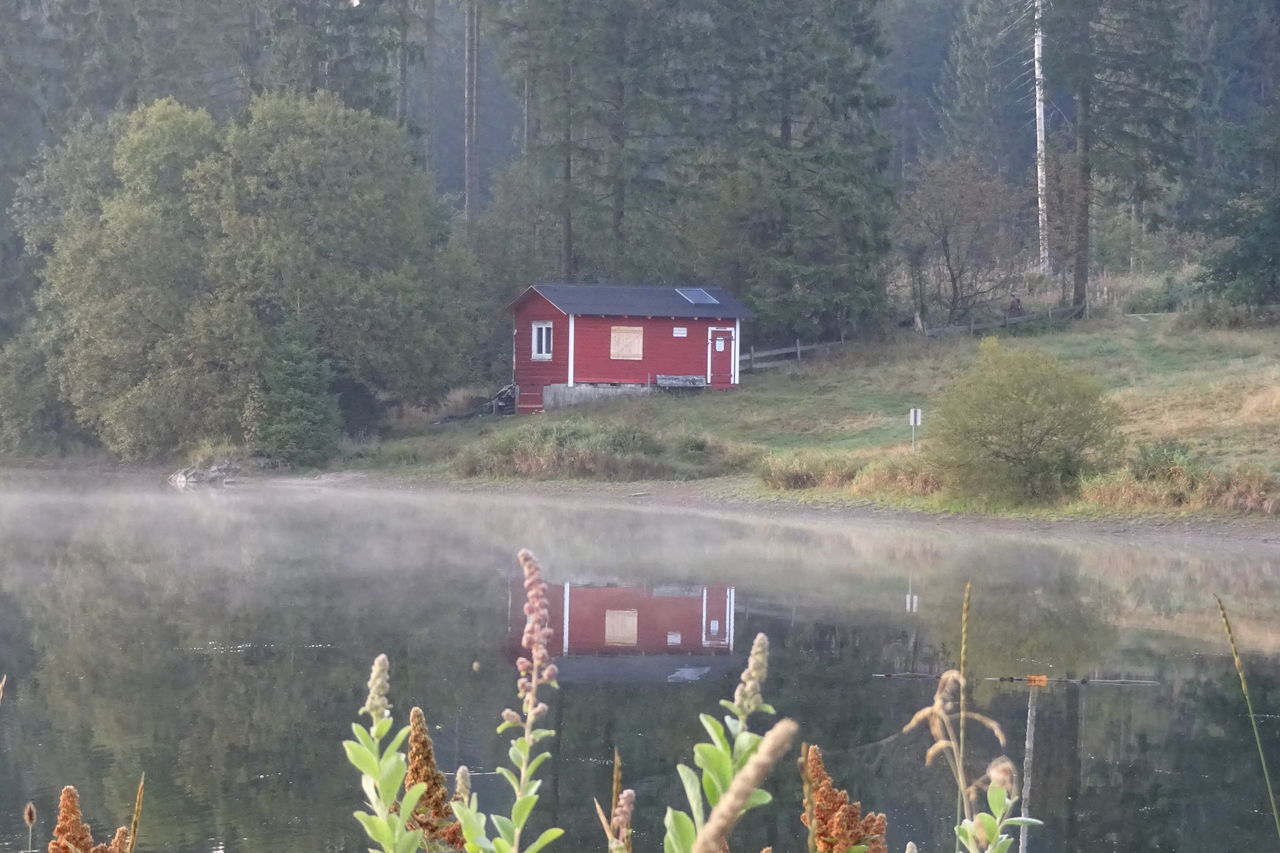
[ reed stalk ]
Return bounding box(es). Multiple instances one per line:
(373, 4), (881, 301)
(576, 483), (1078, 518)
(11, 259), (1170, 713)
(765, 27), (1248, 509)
(1215, 595), (1280, 841)
(126, 773), (144, 853)
(957, 581), (971, 850)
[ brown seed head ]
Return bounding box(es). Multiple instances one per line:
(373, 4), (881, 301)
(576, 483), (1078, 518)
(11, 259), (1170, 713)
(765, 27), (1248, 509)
(24, 802), (36, 828)
(49, 785), (95, 853)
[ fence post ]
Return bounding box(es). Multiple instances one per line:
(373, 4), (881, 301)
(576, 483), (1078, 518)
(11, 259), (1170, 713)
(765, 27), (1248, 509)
(749, 346), (755, 372)
(795, 338), (802, 362)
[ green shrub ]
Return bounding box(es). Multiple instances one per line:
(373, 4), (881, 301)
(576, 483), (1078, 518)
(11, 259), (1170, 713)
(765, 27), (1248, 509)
(928, 338), (1122, 500)
(1128, 439), (1199, 482)
(259, 318), (343, 468)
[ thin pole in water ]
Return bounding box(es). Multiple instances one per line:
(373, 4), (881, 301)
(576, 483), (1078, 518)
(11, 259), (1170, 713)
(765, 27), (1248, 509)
(1019, 687), (1038, 853)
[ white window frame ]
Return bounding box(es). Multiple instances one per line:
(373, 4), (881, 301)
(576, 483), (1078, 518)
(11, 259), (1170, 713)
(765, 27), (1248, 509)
(531, 321), (553, 361)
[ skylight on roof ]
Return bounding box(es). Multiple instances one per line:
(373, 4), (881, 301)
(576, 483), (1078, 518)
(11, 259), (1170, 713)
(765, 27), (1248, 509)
(676, 287), (719, 305)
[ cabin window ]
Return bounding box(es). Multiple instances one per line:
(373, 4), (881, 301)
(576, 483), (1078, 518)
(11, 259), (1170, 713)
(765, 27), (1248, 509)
(531, 322), (553, 360)
(673, 327), (688, 338)
(610, 326), (644, 360)
(604, 609), (639, 645)
(667, 631), (682, 646)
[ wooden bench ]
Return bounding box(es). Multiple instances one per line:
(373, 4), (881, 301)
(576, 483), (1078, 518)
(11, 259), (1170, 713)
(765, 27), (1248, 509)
(656, 375), (708, 388)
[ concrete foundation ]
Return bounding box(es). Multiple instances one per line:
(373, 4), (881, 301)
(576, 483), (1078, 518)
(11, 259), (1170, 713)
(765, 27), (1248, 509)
(542, 383), (655, 410)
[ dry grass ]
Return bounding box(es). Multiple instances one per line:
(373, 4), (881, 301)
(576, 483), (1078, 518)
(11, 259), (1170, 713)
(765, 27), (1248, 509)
(1081, 467), (1280, 516)
(847, 453), (942, 498)
(758, 451), (867, 489)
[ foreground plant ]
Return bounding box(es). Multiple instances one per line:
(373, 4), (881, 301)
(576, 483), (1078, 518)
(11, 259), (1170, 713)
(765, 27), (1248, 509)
(800, 745), (887, 853)
(1215, 595), (1280, 840)
(953, 777), (1038, 853)
(451, 549), (563, 853)
(665, 633), (797, 853)
(345, 654), (430, 853)
(48, 785), (132, 853)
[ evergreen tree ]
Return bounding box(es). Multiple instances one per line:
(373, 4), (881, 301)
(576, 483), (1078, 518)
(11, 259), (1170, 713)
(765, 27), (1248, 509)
(938, 0), (1034, 176)
(1047, 0), (1194, 306)
(259, 316), (342, 467)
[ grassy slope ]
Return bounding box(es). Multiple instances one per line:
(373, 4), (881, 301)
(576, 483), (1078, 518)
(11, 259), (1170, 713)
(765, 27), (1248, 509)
(354, 316), (1280, 483)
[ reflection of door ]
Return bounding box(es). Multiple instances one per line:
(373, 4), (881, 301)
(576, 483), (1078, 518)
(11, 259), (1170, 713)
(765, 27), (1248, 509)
(708, 327), (735, 388)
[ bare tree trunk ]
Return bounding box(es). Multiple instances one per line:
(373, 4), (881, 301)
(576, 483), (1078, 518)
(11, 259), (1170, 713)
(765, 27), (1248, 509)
(561, 58), (575, 281)
(1072, 65), (1092, 309)
(463, 0), (480, 221)
(609, 8), (629, 258)
(1034, 0), (1050, 272)
(422, 0), (436, 166)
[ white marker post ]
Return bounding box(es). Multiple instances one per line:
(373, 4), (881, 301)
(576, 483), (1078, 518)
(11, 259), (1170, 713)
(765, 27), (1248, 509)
(909, 408), (922, 450)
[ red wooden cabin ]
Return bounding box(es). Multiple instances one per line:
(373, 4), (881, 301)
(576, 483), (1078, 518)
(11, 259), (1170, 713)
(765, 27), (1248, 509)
(509, 580), (736, 656)
(509, 284), (752, 413)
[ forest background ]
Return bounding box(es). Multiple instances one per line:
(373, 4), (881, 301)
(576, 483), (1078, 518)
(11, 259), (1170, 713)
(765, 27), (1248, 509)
(0, 0), (1276, 458)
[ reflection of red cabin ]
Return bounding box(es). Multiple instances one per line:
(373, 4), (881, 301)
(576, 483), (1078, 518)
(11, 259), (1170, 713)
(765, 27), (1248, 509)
(509, 284), (752, 413)
(511, 581), (736, 656)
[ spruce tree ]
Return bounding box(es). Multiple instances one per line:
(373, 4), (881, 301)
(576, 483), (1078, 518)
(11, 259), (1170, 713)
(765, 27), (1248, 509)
(1047, 0), (1194, 306)
(260, 317), (342, 468)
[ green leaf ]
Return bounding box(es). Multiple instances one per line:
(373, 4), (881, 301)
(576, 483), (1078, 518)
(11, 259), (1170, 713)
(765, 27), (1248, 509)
(492, 815), (516, 845)
(355, 811), (395, 847)
(497, 720), (520, 734)
(512, 737), (531, 757)
(525, 779), (543, 798)
(663, 808), (696, 853)
(731, 730), (762, 771)
(990, 837), (1013, 853)
(377, 755), (407, 801)
(385, 725), (411, 756)
(987, 784), (1009, 820)
(496, 767), (520, 793)
(676, 764), (705, 829)
(526, 752), (551, 777)
(976, 813), (1000, 848)
(343, 740), (381, 778)
(531, 728), (557, 742)
(352, 723), (377, 752)
(1001, 817), (1044, 828)
(757, 703), (776, 715)
(955, 823), (972, 846)
(373, 716), (394, 740)
(698, 714), (730, 751)
(512, 794), (538, 829)
(401, 782), (427, 822)
(719, 699), (743, 717)
(523, 827), (564, 853)
(694, 743), (734, 795)
(492, 839), (512, 853)
(508, 745), (524, 768)
(396, 830), (426, 853)
(744, 788), (772, 810)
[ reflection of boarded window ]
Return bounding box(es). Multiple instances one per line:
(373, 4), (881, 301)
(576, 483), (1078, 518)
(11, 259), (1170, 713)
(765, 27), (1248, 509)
(610, 326), (644, 360)
(667, 631), (682, 645)
(604, 609), (639, 645)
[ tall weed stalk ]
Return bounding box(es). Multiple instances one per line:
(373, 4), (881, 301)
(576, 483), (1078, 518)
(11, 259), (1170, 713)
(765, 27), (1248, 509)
(1215, 595), (1280, 840)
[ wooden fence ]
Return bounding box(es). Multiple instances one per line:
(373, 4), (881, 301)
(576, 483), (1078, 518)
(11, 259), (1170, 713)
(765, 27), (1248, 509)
(740, 339), (842, 371)
(739, 305), (1094, 371)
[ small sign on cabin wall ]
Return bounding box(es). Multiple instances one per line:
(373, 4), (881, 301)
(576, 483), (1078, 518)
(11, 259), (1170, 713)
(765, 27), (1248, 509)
(673, 327), (687, 337)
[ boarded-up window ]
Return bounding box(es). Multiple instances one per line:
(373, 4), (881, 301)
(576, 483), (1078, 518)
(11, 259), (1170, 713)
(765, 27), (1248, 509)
(604, 609), (639, 645)
(610, 326), (644, 360)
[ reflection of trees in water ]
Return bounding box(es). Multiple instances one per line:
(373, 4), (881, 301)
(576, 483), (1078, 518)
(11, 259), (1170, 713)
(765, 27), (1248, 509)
(0, 483), (1277, 852)
(0, 489), (516, 852)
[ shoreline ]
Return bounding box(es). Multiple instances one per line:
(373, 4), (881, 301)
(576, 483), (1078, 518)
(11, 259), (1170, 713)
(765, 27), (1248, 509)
(289, 471), (1280, 553)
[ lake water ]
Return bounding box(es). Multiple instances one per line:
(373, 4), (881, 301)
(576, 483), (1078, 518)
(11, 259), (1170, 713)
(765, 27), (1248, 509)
(1, 475), (1278, 852)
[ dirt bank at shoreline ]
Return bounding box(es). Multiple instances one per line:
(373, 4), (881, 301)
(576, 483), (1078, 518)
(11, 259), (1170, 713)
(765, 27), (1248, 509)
(288, 472), (1280, 554)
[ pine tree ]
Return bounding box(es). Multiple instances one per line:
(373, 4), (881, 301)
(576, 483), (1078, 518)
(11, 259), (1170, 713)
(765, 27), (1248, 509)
(260, 316), (342, 467)
(1047, 0), (1194, 306)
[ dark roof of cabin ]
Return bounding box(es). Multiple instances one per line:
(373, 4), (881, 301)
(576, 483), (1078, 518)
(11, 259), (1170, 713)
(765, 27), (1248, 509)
(519, 284), (753, 320)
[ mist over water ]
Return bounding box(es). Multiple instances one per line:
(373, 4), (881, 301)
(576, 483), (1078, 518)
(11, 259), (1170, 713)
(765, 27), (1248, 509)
(1, 473), (1277, 852)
